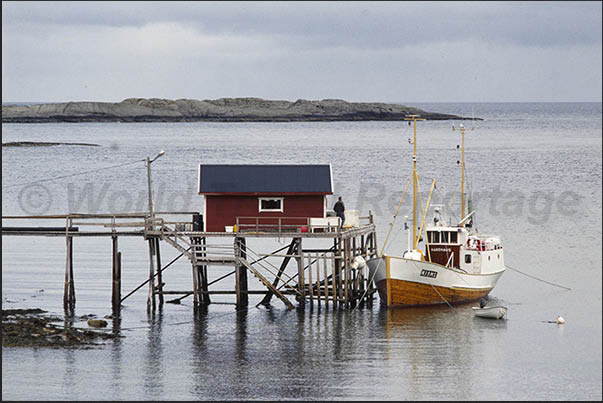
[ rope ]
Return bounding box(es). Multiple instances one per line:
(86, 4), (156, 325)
(429, 283), (456, 310)
(505, 264), (571, 291)
(3, 158), (145, 189)
(407, 259), (456, 310)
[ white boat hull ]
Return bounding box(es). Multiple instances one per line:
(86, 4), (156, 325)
(472, 306), (507, 319)
(367, 255), (505, 307)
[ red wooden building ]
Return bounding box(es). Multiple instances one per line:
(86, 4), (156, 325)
(198, 164), (334, 232)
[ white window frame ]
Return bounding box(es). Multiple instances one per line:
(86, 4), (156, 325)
(258, 197), (284, 213)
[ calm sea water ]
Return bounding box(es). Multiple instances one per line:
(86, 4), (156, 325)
(2, 102), (602, 400)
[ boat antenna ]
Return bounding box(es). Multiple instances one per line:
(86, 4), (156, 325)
(404, 114), (425, 248)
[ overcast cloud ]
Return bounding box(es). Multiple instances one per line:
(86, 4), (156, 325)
(2, 1), (601, 102)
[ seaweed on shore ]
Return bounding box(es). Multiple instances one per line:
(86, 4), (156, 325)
(2, 309), (120, 348)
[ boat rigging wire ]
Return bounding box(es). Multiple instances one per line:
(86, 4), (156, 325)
(505, 264), (571, 291)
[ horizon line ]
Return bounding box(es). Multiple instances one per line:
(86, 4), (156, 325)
(3, 99), (602, 106)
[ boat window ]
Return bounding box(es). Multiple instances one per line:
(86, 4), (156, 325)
(450, 231), (458, 243)
(440, 231), (449, 243)
(465, 254), (472, 264)
(428, 231), (439, 244)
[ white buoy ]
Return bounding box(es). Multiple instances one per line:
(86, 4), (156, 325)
(556, 316), (565, 324)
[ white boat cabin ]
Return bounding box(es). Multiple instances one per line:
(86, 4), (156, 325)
(422, 206), (504, 274)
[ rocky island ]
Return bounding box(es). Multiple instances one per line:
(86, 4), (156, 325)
(2, 97), (479, 123)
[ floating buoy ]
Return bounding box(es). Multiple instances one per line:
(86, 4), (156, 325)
(556, 316), (565, 324)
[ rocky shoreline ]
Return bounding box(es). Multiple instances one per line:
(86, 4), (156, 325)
(3, 141), (100, 147)
(2, 309), (120, 348)
(2, 97), (480, 123)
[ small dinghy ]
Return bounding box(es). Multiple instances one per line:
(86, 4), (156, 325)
(472, 298), (507, 319)
(472, 305), (507, 319)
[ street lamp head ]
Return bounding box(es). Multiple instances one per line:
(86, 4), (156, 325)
(150, 150), (166, 163)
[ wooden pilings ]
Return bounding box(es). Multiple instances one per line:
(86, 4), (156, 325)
(154, 238), (163, 305)
(234, 237), (249, 308)
(199, 237), (210, 305)
(147, 238), (156, 312)
(190, 236), (211, 307)
(292, 228), (378, 309)
(48, 212), (380, 314)
(63, 233), (75, 312)
(111, 235), (121, 314)
(295, 237), (305, 304)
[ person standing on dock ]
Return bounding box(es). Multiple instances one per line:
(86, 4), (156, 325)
(333, 196), (345, 228)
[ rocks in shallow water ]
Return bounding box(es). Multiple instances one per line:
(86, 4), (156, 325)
(2, 309), (119, 347)
(87, 319), (108, 328)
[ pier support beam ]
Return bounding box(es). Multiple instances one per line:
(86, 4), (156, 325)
(192, 236), (211, 306)
(235, 237), (248, 308)
(200, 237), (210, 305)
(259, 239), (297, 306)
(147, 238), (156, 312)
(295, 237), (305, 305)
(344, 238), (350, 307)
(191, 238), (200, 306)
(111, 235), (121, 314)
(63, 234), (75, 312)
(154, 237), (164, 306)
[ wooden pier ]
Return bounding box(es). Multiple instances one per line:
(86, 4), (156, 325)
(2, 212), (379, 314)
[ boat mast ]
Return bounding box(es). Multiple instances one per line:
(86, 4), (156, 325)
(405, 114), (424, 249)
(460, 123), (466, 224)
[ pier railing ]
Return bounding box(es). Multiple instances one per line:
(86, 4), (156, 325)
(235, 216), (311, 233)
(234, 214), (374, 234)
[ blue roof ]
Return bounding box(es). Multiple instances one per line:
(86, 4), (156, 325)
(198, 164), (333, 194)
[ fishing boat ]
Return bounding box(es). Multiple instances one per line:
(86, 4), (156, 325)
(366, 116), (505, 308)
(472, 305), (507, 319)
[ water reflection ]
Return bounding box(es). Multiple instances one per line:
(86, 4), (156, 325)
(235, 309), (248, 365)
(143, 311), (164, 398)
(61, 345), (77, 393)
(381, 306), (482, 399)
(110, 315), (123, 399)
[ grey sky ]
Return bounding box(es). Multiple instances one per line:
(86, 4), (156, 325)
(2, 1), (601, 103)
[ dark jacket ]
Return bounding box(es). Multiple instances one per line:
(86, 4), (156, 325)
(333, 200), (345, 215)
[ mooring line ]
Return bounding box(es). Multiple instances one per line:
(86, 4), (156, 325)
(429, 282), (456, 310)
(505, 264), (571, 291)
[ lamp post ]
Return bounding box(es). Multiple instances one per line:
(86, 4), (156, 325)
(146, 150), (165, 221)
